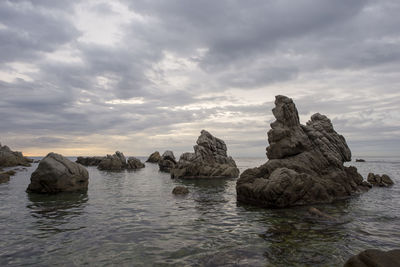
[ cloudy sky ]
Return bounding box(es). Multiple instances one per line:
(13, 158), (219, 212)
(0, 0), (399, 158)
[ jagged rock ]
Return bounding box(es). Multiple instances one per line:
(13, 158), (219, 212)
(98, 151), (127, 171)
(26, 153), (89, 193)
(146, 151), (161, 163)
(0, 173), (10, 184)
(76, 156), (106, 166)
(356, 159), (366, 162)
(172, 185), (189, 195)
(367, 173), (394, 187)
(0, 142), (32, 167)
(158, 150), (176, 172)
(344, 249), (400, 267)
(127, 157), (145, 169)
(170, 130), (239, 179)
(236, 95), (370, 208)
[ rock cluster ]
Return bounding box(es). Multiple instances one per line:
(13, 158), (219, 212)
(158, 150), (177, 172)
(0, 143), (32, 167)
(97, 151), (145, 171)
(76, 156), (105, 166)
(170, 130), (239, 179)
(367, 173), (394, 187)
(146, 151), (161, 163)
(26, 153), (89, 193)
(344, 249), (400, 267)
(236, 95), (370, 208)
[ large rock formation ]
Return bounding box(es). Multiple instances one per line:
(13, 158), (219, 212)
(97, 151), (145, 171)
(344, 249), (400, 267)
(170, 130), (239, 179)
(76, 156), (105, 166)
(26, 153), (89, 193)
(236, 95), (370, 208)
(146, 151), (161, 163)
(127, 157), (145, 170)
(158, 150), (176, 172)
(367, 173), (394, 187)
(0, 143), (32, 167)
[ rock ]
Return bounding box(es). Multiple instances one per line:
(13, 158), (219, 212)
(0, 173), (10, 184)
(344, 249), (400, 267)
(26, 153), (89, 193)
(236, 95), (370, 208)
(0, 142), (32, 167)
(76, 156), (106, 166)
(367, 173), (394, 187)
(172, 185), (189, 195)
(308, 207), (337, 221)
(356, 159), (366, 162)
(98, 151), (127, 171)
(4, 170), (16, 176)
(158, 150), (177, 172)
(170, 130), (239, 179)
(127, 157), (145, 169)
(146, 151), (161, 163)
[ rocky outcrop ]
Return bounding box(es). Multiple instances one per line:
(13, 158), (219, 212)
(76, 156), (105, 166)
(172, 186), (189, 195)
(26, 153), (89, 193)
(236, 95), (370, 208)
(344, 249), (400, 267)
(0, 143), (32, 167)
(146, 151), (161, 163)
(98, 151), (127, 171)
(127, 157), (145, 170)
(158, 151), (176, 172)
(170, 130), (239, 179)
(367, 173), (394, 187)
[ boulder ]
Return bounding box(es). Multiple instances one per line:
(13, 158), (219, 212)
(170, 130), (239, 179)
(127, 157), (145, 169)
(98, 151), (127, 171)
(367, 173), (394, 187)
(0, 142), (32, 167)
(26, 153), (89, 193)
(236, 95), (370, 208)
(146, 151), (161, 163)
(344, 249), (400, 267)
(158, 150), (177, 172)
(0, 173), (10, 184)
(76, 156), (106, 166)
(172, 185), (189, 195)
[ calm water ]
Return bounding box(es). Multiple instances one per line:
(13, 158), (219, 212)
(1, 157), (399, 266)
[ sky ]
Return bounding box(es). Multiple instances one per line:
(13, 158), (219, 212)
(0, 0), (399, 158)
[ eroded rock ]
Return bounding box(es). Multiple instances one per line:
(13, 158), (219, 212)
(172, 185), (189, 195)
(367, 173), (394, 187)
(344, 249), (400, 267)
(127, 157), (145, 170)
(146, 151), (161, 163)
(0, 143), (32, 167)
(76, 156), (106, 166)
(158, 150), (177, 173)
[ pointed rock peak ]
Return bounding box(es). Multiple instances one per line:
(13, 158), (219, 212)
(272, 95), (301, 127)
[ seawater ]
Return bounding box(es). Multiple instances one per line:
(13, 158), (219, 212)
(0, 157), (399, 266)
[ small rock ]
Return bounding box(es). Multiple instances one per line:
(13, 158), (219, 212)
(355, 159), (366, 162)
(127, 157), (145, 169)
(5, 170), (16, 176)
(146, 151), (161, 163)
(367, 173), (394, 187)
(172, 186), (189, 195)
(0, 173), (10, 184)
(76, 156), (105, 166)
(308, 207), (337, 221)
(344, 249), (400, 267)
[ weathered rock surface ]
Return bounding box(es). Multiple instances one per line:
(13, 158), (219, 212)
(98, 151), (127, 171)
(76, 156), (105, 166)
(26, 153), (89, 193)
(171, 130), (239, 179)
(158, 150), (177, 172)
(236, 95), (370, 208)
(0, 143), (32, 167)
(344, 249), (400, 267)
(367, 173), (394, 187)
(146, 151), (161, 163)
(172, 185), (189, 195)
(127, 157), (145, 170)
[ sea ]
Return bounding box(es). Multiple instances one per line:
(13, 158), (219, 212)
(0, 157), (399, 266)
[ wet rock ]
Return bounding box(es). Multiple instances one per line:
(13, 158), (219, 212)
(172, 185), (189, 195)
(76, 156), (106, 166)
(0, 142), (32, 167)
(308, 207), (337, 221)
(98, 151), (127, 171)
(146, 151), (161, 163)
(127, 157), (145, 169)
(170, 130), (239, 179)
(4, 170), (16, 176)
(344, 249), (400, 267)
(158, 150), (177, 173)
(236, 95), (370, 208)
(367, 173), (394, 187)
(355, 159), (366, 162)
(0, 173), (10, 184)
(26, 153), (89, 193)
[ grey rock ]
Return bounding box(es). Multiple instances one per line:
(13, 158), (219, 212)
(127, 157), (145, 169)
(344, 249), (400, 267)
(76, 156), (106, 166)
(158, 150), (177, 172)
(170, 130), (239, 179)
(0, 142), (32, 167)
(98, 151), (127, 171)
(172, 185), (189, 195)
(367, 173), (394, 187)
(236, 95), (370, 208)
(26, 153), (89, 193)
(146, 151), (161, 163)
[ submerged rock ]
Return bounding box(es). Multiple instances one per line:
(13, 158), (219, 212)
(236, 95), (370, 208)
(355, 159), (366, 162)
(146, 151), (161, 163)
(344, 249), (400, 267)
(158, 150), (177, 173)
(172, 185), (189, 195)
(127, 157), (145, 169)
(0, 143), (32, 167)
(76, 156), (106, 166)
(26, 153), (89, 193)
(170, 130), (239, 179)
(367, 173), (394, 187)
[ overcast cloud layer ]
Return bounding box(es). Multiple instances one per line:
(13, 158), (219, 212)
(0, 0), (399, 157)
